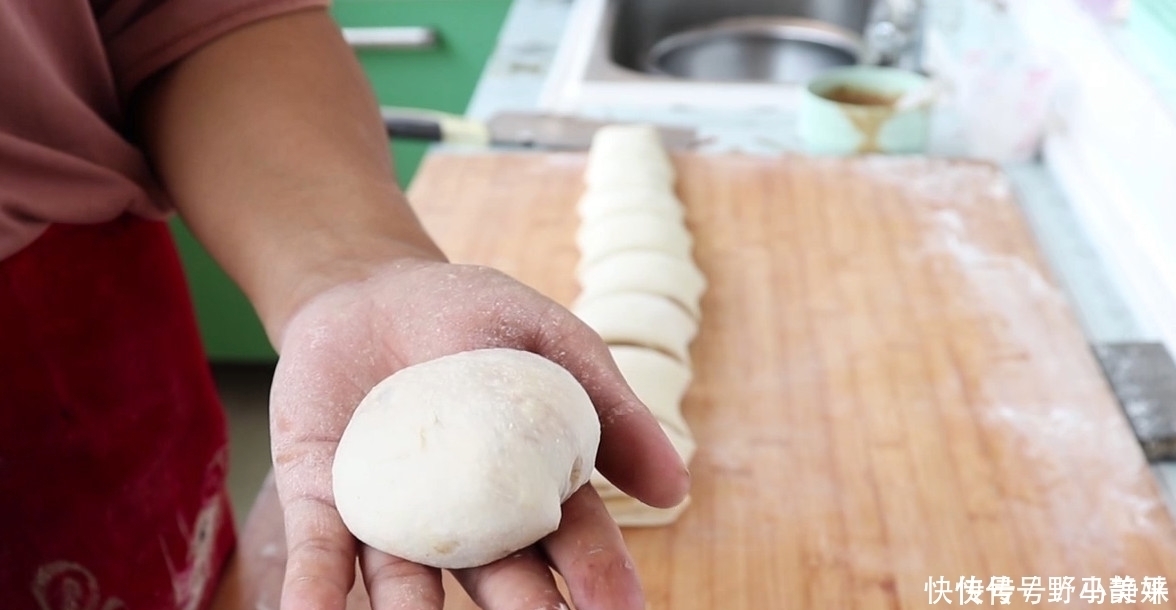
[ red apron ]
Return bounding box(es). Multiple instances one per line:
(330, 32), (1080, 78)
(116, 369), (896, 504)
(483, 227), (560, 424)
(0, 216), (236, 609)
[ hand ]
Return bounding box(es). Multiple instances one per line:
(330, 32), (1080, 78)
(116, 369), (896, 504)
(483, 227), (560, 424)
(133, 10), (688, 606)
(267, 259), (691, 610)
(210, 473), (373, 610)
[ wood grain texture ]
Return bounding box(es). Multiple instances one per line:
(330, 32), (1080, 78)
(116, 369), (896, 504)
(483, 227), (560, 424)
(406, 152), (1176, 609)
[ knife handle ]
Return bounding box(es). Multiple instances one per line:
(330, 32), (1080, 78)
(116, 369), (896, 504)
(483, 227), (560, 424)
(384, 117), (444, 142)
(380, 107), (491, 146)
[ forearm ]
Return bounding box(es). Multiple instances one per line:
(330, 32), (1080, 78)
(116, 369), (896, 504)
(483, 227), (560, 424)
(136, 8), (445, 346)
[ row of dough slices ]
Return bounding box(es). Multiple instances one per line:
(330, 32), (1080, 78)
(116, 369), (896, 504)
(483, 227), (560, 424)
(571, 124), (704, 527)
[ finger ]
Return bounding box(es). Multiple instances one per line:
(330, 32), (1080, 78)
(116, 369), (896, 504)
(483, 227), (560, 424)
(275, 444), (359, 610)
(345, 567), (374, 610)
(452, 547), (568, 610)
(542, 485), (644, 610)
(533, 307), (690, 507)
(360, 546), (445, 610)
(227, 471), (287, 609)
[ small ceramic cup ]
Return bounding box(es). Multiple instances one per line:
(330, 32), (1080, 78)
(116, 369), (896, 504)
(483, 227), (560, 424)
(799, 66), (933, 155)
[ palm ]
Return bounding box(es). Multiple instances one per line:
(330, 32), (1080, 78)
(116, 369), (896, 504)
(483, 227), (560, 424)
(266, 260), (689, 610)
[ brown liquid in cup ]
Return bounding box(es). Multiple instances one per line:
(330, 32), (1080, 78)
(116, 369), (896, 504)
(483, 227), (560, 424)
(821, 85), (899, 107)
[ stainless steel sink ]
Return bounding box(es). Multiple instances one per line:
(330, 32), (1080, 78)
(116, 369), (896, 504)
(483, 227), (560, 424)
(581, 0), (922, 85)
(538, 0), (924, 111)
(641, 17), (864, 83)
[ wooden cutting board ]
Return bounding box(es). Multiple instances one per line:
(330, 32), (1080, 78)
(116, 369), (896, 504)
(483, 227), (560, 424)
(406, 152), (1176, 609)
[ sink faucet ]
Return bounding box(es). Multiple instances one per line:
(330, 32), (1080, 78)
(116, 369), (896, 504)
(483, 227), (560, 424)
(861, 0), (924, 69)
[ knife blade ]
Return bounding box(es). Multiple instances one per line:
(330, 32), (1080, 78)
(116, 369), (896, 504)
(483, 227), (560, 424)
(380, 107), (699, 150)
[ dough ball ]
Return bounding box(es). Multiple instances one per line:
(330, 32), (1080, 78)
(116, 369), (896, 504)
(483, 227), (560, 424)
(572, 292), (698, 364)
(575, 211), (694, 273)
(332, 348), (600, 569)
(576, 189), (685, 223)
(585, 124), (675, 190)
(577, 251), (706, 319)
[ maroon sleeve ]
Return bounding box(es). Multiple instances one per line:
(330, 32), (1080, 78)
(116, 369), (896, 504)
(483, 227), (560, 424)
(94, 0), (332, 99)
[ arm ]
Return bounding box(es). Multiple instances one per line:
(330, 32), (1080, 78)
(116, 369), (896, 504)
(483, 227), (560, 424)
(136, 7), (443, 344)
(135, 9), (689, 610)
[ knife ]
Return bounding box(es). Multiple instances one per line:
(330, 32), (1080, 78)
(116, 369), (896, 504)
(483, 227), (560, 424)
(380, 107), (700, 150)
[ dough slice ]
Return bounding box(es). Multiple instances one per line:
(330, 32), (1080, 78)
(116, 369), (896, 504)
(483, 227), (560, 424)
(609, 345), (694, 439)
(584, 124), (675, 190)
(572, 293), (697, 364)
(575, 211), (694, 273)
(577, 251), (706, 319)
(576, 188), (685, 223)
(603, 495), (692, 528)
